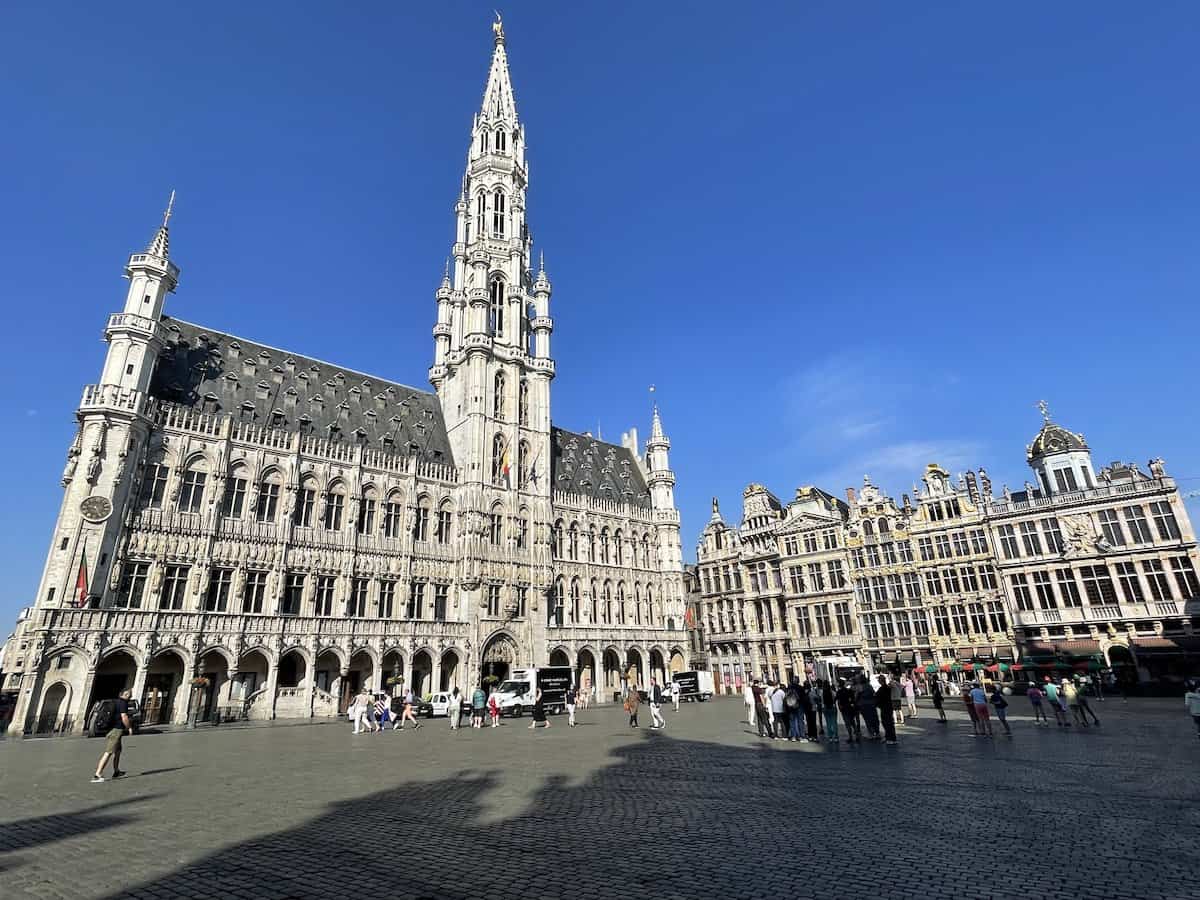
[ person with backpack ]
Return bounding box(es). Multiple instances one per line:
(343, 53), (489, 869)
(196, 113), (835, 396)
(1043, 678), (1069, 727)
(801, 681), (819, 742)
(1075, 681), (1101, 727)
(989, 683), (1011, 736)
(820, 679), (839, 742)
(471, 685), (487, 728)
(768, 681), (785, 738)
(857, 676), (880, 740)
(374, 693), (391, 732)
(785, 678), (803, 741)
(92, 689), (133, 783)
(876, 674), (898, 745)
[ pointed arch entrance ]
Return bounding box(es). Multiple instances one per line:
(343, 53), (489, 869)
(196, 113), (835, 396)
(481, 632), (519, 693)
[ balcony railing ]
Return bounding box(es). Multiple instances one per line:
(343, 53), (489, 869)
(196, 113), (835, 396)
(986, 477), (1176, 515)
(1014, 601), (1185, 627)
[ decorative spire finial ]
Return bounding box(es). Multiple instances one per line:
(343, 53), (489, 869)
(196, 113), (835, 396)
(538, 249), (545, 277)
(493, 10), (505, 44)
(1037, 399), (1050, 423)
(162, 189), (175, 227)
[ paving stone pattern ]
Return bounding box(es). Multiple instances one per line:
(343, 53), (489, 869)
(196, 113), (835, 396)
(1, 698), (1198, 899)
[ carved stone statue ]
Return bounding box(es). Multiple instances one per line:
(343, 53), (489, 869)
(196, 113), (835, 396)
(1149, 457), (1166, 478)
(62, 431), (82, 487)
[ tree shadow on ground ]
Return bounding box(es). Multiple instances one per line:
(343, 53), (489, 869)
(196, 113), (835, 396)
(103, 730), (1198, 900)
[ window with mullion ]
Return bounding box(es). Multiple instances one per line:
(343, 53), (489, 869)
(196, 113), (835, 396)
(1151, 501), (1181, 541)
(1123, 506), (1152, 544)
(1170, 556), (1199, 597)
(160, 565), (189, 610)
(178, 470), (206, 513)
(1114, 562), (1144, 603)
(1098, 509), (1126, 547)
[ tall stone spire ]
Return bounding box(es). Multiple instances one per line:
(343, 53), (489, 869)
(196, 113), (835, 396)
(480, 13), (519, 125)
(146, 190), (174, 260)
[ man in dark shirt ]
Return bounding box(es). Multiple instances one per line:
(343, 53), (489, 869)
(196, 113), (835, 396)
(92, 689), (133, 783)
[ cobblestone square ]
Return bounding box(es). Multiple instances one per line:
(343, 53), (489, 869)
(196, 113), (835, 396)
(2, 697), (1197, 899)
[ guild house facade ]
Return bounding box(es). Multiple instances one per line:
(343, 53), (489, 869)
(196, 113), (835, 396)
(4, 19), (688, 736)
(696, 410), (1199, 693)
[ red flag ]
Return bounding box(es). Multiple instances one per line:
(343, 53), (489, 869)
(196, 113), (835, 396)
(75, 551), (88, 607)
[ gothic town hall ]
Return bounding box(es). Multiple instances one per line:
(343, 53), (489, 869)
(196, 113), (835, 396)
(4, 20), (689, 735)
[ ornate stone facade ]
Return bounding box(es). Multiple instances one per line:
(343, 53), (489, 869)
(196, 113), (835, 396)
(4, 20), (687, 736)
(695, 412), (1199, 694)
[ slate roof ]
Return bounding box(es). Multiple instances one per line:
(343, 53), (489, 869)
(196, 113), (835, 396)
(550, 427), (650, 507)
(148, 317), (454, 464)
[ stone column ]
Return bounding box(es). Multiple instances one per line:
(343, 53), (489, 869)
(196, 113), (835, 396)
(431, 656), (442, 694)
(6, 673), (34, 737)
(173, 659), (195, 725)
(265, 662), (280, 720)
(73, 667), (99, 734)
(130, 659), (150, 708)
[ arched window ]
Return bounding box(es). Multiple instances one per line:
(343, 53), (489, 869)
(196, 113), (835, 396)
(357, 485), (378, 534)
(222, 464), (250, 519)
(600, 528), (611, 564)
(570, 578), (581, 624)
(587, 526), (596, 563)
(177, 458), (207, 514)
(255, 470), (281, 522)
(634, 583), (643, 625)
(516, 507), (529, 549)
(614, 529), (624, 566)
(589, 579), (599, 623)
(435, 500), (453, 544)
(493, 371), (506, 419)
(617, 582), (626, 624)
(475, 192), (485, 241)
(552, 519), (564, 558)
(878, 517), (890, 533)
(518, 379), (529, 425)
(568, 523), (579, 561)
(491, 433), (508, 486)
(489, 278), (505, 337)
(488, 503), (503, 546)
(492, 189), (506, 238)
(603, 581), (613, 624)
(383, 490), (404, 538)
(479, 130), (489, 154)
(323, 481), (346, 530)
(517, 440), (530, 489)
(646, 585), (655, 624)
(549, 578), (564, 626)
(494, 129), (506, 153)
(412, 494), (432, 541)
(642, 534), (651, 568)
(525, 303), (536, 355)
(863, 519), (874, 537)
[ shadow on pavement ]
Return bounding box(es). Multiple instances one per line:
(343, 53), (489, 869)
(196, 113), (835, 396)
(100, 726), (1198, 900)
(0, 795), (160, 854)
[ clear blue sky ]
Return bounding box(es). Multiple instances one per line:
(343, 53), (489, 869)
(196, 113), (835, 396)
(3, 2), (1200, 629)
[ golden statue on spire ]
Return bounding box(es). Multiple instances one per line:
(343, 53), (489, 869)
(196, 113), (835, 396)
(492, 11), (505, 44)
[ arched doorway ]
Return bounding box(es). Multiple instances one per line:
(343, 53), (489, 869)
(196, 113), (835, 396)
(669, 649), (686, 674)
(235, 649), (271, 711)
(36, 682), (70, 735)
(625, 648), (644, 693)
(440, 650), (460, 692)
(278, 649), (308, 689)
(143, 651), (186, 726)
(344, 650), (375, 709)
(381, 650), (405, 698)
(549, 648), (570, 668)
(603, 648), (622, 701)
(88, 649), (138, 721)
(411, 650), (433, 697)
(649, 648), (666, 686)
(195, 649), (230, 723)
(576, 649), (596, 705)
(1107, 643), (1138, 689)
(481, 632), (519, 693)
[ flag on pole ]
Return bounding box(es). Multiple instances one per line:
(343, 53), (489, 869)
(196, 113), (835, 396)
(501, 443), (512, 489)
(75, 550), (89, 608)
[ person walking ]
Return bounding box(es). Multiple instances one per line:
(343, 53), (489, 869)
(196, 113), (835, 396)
(565, 684), (578, 727)
(970, 682), (993, 737)
(396, 687), (421, 730)
(836, 679), (860, 743)
(876, 674), (898, 745)
(744, 681), (756, 728)
(374, 693), (390, 732)
(529, 688), (551, 730)
(471, 685), (487, 728)
(903, 676), (918, 719)
(1043, 678), (1070, 727)
(820, 679), (839, 742)
(890, 675), (905, 726)
(960, 684), (980, 735)
(1185, 679), (1200, 740)
(989, 683), (1011, 736)
(670, 678), (681, 713)
(448, 687), (462, 730)
(649, 678), (667, 730)
(625, 685), (641, 729)
(857, 676), (880, 740)
(753, 682), (771, 738)
(1073, 677), (1101, 726)
(768, 681), (786, 739)
(352, 689), (375, 734)
(1062, 679), (1088, 728)
(1026, 682), (1049, 726)
(487, 691), (500, 727)
(785, 678), (803, 741)
(931, 680), (947, 723)
(91, 689), (133, 783)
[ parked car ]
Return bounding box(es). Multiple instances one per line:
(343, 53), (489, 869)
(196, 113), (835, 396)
(84, 697), (142, 737)
(420, 691), (473, 718)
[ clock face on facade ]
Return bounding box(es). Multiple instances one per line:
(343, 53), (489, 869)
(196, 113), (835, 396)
(80, 495), (113, 523)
